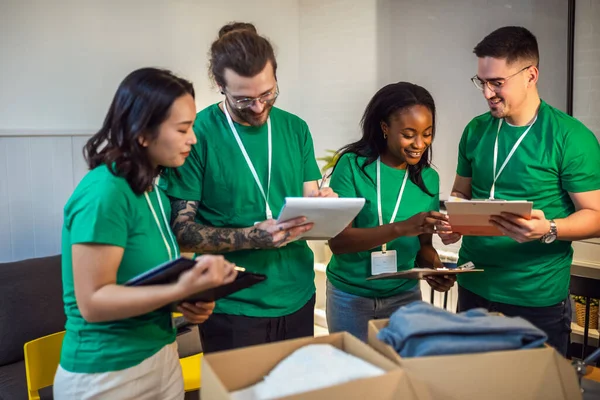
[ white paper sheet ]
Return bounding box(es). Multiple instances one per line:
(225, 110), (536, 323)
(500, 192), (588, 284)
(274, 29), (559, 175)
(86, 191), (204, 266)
(230, 344), (385, 400)
(276, 197), (365, 240)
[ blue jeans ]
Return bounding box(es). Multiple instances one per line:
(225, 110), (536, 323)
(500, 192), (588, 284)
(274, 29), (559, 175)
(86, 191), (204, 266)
(326, 280), (422, 342)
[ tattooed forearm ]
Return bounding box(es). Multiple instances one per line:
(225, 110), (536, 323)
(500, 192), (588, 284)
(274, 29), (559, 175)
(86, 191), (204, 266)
(177, 223), (253, 253)
(170, 200), (259, 253)
(170, 200), (189, 224)
(170, 200), (290, 253)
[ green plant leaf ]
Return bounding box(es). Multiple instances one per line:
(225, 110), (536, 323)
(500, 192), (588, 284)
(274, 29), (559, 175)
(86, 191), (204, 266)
(572, 295), (599, 306)
(317, 149), (340, 174)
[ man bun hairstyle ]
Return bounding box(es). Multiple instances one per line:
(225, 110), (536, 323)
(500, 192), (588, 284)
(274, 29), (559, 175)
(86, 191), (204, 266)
(210, 22), (277, 88)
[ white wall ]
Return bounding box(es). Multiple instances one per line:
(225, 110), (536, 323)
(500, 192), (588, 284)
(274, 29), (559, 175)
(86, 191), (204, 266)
(0, 0), (302, 262)
(377, 0), (569, 199)
(0, 136), (89, 261)
(298, 0), (379, 160)
(0, 0), (301, 135)
(573, 0), (600, 138)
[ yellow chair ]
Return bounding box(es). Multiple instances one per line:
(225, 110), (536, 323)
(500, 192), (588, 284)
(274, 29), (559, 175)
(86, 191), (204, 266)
(172, 312), (202, 392)
(180, 352), (202, 392)
(24, 328), (201, 396)
(23, 330), (65, 400)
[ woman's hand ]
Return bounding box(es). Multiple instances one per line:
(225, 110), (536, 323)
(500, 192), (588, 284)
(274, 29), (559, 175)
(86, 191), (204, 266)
(424, 275), (456, 292)
(177, 301), (215, 324)
(398, 211), (451, 236)
(175, 255), (237, 299)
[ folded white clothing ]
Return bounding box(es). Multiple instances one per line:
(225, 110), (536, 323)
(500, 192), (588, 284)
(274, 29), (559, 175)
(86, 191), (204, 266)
(231, 344), (385, 400)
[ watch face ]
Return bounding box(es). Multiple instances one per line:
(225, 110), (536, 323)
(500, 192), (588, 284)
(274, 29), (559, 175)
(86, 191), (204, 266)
(543, 234), (557, 244)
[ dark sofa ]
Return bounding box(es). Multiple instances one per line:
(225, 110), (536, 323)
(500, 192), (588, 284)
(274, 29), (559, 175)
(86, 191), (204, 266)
(0, 255), (201, 400)
(0, 255), (65, 400)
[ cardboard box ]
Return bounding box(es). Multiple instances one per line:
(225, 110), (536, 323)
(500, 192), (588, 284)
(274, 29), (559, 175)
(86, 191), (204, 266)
(202, 331), (433, 399)
(368, 319), (582, 400)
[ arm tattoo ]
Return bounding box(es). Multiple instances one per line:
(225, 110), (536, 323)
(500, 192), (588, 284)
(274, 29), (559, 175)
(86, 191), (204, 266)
(169, 200), (278, 253)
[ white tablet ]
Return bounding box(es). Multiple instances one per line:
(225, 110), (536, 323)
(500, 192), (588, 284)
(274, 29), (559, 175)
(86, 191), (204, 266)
(276, 197), (366, 240)
(444, 198), (533, 236)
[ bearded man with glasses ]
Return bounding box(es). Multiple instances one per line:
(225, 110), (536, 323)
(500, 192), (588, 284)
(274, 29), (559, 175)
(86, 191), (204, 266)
(439, 26), (600, 356)
(162, 22), (337, 353)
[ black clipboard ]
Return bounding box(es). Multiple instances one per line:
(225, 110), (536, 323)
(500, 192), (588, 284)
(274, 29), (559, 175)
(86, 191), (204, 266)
(124, 257), (267, 308)
(180, 271), (266, 303)
(125, 257), (197, 286)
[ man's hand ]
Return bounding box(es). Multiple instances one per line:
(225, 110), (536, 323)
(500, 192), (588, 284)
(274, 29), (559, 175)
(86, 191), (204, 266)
(170, 200), (313, 253)
(489, 209), (551, 243)
(307, 187), (338, 198)
(248, 217), (314, 248)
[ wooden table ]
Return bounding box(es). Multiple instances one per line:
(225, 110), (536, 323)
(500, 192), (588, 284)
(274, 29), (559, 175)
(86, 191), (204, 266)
(584, 366), (600, 383)
(571, 263), (600, 280)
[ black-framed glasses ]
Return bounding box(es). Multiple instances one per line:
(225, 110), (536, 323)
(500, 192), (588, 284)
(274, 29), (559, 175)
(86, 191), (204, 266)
(471, 65), (532, 92)
(224, 85), (279, 110)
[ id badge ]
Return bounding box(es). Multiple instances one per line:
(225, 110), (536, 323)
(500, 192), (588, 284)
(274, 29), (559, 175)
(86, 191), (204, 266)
(371, 250), (397, 275)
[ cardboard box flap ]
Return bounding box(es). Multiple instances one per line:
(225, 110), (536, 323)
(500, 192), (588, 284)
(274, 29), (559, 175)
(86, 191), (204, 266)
(401, 347), (581, 400)
(368, 319), (402, 364)
(368, 318), (582, 400)
(202, 332), (428, 400)
(553, 350), (585, 399)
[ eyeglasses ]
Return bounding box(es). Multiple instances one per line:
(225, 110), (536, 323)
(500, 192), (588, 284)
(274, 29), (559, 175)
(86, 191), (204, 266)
(471, 65), (532, 92)
(224, 86), (279, 110)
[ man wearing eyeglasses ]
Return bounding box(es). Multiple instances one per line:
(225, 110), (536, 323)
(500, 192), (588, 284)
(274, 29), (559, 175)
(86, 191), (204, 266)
(440, 26), (600, 356)
(162, 22), (336, 353)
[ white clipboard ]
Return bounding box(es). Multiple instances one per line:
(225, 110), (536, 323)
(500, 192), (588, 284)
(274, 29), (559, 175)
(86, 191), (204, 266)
(444, 197), (533, 236)
(276, 197), (366, 240)
(366, 262), (483, 280)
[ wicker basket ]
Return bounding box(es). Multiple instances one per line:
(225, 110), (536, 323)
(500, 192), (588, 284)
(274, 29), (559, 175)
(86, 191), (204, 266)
(575, 302), (599, 329)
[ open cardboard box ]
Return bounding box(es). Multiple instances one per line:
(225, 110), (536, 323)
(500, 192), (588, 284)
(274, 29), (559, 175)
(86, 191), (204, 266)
(202, 331), (433, 399)
(368, 319), (582, 400)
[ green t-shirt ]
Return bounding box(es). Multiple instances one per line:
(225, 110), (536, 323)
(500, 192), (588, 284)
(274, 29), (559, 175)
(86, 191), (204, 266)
(326, 153), (440, 298)
(456, 100), (600, 307)
(163, 104), (322, 317)
(60, 164), (176, 373)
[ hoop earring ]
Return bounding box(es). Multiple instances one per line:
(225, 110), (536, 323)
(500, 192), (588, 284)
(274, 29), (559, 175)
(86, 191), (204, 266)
(383, 133), (387, 139)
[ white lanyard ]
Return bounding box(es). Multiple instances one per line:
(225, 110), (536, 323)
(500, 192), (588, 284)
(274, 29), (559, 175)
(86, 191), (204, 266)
(144, 184), (179, 261)
(377, 157), (409, 252)
(490, 115), (537, 200)
(223, 103), (273, 220)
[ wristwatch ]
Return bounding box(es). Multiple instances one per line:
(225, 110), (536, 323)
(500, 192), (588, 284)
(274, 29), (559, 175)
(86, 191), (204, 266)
(540, 220), (557, 244)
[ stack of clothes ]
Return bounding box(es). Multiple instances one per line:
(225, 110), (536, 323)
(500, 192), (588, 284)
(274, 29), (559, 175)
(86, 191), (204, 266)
(378, 301), (548, 358)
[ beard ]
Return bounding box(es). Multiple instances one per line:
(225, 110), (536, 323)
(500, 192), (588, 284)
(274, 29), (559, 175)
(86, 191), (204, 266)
(228, 101), (274, 127)
(488, 96), (507, 118)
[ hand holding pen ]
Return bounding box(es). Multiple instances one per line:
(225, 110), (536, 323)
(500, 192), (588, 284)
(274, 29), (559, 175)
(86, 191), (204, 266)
(310, 174), (338, 198)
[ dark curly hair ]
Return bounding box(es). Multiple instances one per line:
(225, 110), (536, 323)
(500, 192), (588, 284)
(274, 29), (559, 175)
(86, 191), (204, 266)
(334, 82), (437, 196)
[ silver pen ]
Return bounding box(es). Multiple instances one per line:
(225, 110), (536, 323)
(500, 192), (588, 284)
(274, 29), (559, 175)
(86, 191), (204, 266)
(318, 174), (329, 190)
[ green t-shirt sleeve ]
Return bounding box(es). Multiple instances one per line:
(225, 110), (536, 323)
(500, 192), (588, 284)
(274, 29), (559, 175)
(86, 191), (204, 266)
(301, 122), (323, 182)
(69, 181), (129, 247)
(329, 154), (357, 198)
(456, 124), (473, 178)
(560, 127), (600, 193)
(164, 140), (204, 201)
